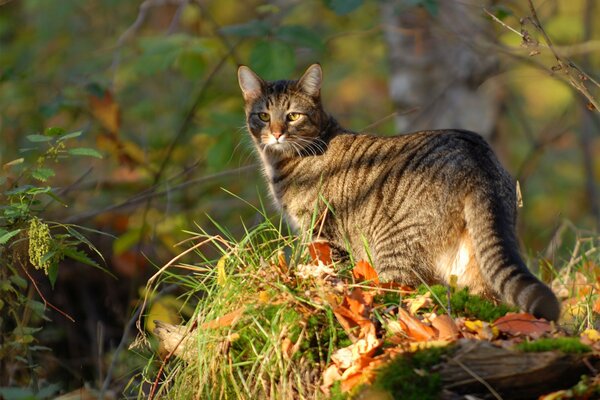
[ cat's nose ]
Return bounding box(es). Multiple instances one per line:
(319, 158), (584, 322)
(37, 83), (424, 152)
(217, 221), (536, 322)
(272, 130), (283, 139)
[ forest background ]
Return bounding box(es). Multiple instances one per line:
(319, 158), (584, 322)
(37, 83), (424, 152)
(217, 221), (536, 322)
(1, 0), (599, 397)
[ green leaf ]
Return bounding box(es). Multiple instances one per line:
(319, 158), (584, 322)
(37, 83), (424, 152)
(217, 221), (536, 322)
(323, 0), (363, 15)
(176, 50), (206, 79)
(113, 228), (141, 255)
(44, 126), (66, 136)
(57, 130), (82, 142)
(0, 229), (21, 245)
(9, 275), (27, 290)
(31, 167), (55, 182)
(220, 20), (270, 37)
(65, 225), (108, 264)
(63, 247), (100, 269)
(26, 134), (53, 142)
(276, 25), (325, 52)
(47, 262), (58, 288)
(67, 147), (103, 158)
(249, 40), (295, 80)
(27, 299), (47, 318)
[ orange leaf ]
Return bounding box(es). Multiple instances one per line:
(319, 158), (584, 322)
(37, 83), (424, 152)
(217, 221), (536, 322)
(200, 307), (244, 329)
(397, 308), (436, 342)
(431, 314), (460, 341)
(308, 242), (332, 265)
(493, 313), (552, 338)
(352, 260), (380, 285)
(89, 89), (120, 134)
(594, 298), (600, 315)
(345, 288), (374, 318)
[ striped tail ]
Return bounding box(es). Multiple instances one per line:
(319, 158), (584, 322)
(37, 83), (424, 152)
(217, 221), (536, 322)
(464, 192), (560, 321)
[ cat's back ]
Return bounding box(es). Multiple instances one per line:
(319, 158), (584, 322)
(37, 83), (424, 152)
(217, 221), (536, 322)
(325, 129), (508, 187)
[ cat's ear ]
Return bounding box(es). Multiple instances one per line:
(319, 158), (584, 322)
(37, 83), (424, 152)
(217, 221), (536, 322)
(297, 64), (322, 97)
(238, 65), (264, 101)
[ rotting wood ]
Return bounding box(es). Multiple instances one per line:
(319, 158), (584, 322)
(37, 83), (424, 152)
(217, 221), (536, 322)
(439, 339), (595, 399)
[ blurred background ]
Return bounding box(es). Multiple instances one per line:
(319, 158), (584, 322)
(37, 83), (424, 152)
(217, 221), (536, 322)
(1, 0), (599, 396)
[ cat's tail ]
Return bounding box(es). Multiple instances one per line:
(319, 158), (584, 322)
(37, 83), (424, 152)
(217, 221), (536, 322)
(464, 192), (560, 321)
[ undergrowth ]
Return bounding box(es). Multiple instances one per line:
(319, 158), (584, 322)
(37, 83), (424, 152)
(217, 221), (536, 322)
(134, 208), (354, 399)
(134, 208), (600, 399)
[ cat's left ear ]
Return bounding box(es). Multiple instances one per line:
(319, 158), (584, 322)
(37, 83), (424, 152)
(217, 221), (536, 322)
(238, 65), (264, 101)
(297, 64), (322, 97)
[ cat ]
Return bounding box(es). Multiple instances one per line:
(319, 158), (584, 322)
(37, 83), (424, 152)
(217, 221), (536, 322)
(237, 63), (560, 321)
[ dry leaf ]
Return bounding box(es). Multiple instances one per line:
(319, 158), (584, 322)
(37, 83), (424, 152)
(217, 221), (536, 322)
(89, 89), (120, 134)
(296, 262), (335, 280)
(321, 364), (343, 393)
(431, 314), (460, 341)
(308, 241), (332, 265)
(493, 313), (551, 338)
(200, 307), (244, 329)
(353, 260), (380, 284)
(397, 308), (436, 342)
(281, 337), (293, 358)
(346, 288), (374, 318)
(405, 292), (433, 315)
(463, 319), (498, 340)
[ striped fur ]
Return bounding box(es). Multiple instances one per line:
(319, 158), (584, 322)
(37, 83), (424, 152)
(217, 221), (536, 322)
(238, 64), (560, 321)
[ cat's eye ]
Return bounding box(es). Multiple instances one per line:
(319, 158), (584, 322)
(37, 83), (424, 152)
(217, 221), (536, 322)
(258, 112), (270, 122)
(287, 112), (302, 121)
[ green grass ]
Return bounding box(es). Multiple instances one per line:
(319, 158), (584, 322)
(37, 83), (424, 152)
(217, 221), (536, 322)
(133, 208), (600, 399)
(134, 208), (351, 399)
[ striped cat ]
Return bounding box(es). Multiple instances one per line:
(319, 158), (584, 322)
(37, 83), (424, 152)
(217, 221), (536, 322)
(238, 64), (560, 321)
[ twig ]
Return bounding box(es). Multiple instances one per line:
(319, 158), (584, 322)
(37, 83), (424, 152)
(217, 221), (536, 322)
(20, 264), (75, 322)
(525, 0), (600, 111)
(485, 3), (600, 112)
(64, 164), (255, 223)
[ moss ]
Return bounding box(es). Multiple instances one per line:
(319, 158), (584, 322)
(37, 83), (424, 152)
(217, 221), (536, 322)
(417, 284), (516, 321)
(516, 337), (591, 354)
(369, 346), (452, 400)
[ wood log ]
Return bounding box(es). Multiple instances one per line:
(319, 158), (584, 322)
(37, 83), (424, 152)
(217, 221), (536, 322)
(439, 339), (594, 399)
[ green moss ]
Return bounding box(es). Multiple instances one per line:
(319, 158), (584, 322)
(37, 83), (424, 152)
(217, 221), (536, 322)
(417, 284), (516, 321)
(516, 337), (591, 354)
(369, 346), (452, 400)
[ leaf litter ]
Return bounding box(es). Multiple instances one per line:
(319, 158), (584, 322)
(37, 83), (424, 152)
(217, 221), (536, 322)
(152, 240), (600, 399)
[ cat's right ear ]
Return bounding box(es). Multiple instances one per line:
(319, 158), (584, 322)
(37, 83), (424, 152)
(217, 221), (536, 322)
(238, 66), (264, 101)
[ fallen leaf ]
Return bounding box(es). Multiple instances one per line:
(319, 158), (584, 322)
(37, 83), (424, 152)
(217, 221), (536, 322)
(321, 364), (343, 392)
(397, 308), (437, 342)
(308, 241), (332, 265)
(353, 260), (380, 285)
(346, 288), (374, 318)
(463, 319), (498, 340)
(296, 262), (336, 280)
(493, 313), (551, 338)
(405, 292), (433, 315)
(581, 328), (600, 343)
(331, 346), (354, 369)
(200, 307), (244, 329)
(431, 314), (460, 341)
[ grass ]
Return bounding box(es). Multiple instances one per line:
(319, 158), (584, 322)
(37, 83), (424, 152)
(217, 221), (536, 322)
(131, 211), (600, 399)
(133, 206), (354, 399)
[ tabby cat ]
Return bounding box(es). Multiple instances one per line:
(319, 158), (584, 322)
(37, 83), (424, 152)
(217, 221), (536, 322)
(238, 64), (560, 321)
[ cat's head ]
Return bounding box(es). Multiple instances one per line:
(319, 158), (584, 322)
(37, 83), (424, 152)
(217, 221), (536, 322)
(237, 64), (328, 158)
